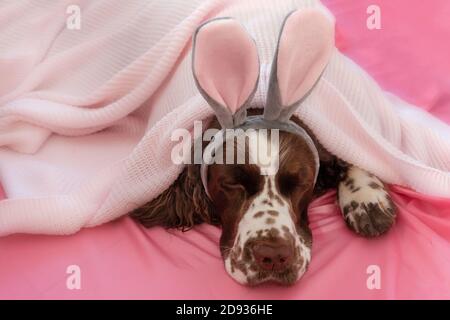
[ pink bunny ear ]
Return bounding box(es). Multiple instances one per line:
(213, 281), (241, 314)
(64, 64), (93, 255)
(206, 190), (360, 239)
(193, 18), (259, 128)
(264, 9), (335, 121)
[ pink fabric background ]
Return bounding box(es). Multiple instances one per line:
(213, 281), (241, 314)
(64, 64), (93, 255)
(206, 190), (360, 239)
(1, 0), (450, 299)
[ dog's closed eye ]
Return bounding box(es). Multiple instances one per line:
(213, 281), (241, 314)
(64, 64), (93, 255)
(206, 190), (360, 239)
(215, 165), (262, 197)
(220, 179), (245, 192)
(231, 166), (262, 197)
(278, 173), (304, 196)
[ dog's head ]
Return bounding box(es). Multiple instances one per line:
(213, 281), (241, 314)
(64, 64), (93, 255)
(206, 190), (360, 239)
(132, 9), (334, 286)
(206, 127), (318, 285)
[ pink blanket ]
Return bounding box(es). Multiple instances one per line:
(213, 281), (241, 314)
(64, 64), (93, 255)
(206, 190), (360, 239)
(1, 0), (450, 299)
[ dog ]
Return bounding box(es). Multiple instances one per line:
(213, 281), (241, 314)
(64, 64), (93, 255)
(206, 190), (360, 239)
(131, 9), (397, 286)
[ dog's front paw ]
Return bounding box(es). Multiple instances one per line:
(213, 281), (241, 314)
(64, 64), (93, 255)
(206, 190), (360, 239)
(338, 166), (396, 237)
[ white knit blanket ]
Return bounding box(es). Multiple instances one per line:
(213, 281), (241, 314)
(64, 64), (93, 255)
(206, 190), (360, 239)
(0, 0), (449, 235)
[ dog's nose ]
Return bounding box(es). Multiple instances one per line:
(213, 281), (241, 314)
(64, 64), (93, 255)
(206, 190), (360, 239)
(252, 241), (293, 271)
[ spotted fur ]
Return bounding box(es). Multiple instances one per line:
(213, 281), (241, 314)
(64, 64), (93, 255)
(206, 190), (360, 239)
(338, 166), (396, 237)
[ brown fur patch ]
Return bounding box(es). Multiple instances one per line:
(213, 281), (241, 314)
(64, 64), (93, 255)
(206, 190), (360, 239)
(268, 228), (280, 237)
(369, 181), (381, 189)
(267, 210), (279, 216)
(352, 187), (361, 193)
(253, 211), (264, 218)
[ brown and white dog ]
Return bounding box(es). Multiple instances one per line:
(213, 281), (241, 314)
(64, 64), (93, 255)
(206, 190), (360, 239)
(131, 9), (397, 286)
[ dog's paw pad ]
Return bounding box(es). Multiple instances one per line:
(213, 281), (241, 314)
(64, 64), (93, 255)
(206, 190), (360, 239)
(338, 166), (396, 237)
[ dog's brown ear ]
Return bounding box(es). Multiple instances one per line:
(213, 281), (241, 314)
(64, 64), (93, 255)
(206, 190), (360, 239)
(131, 164), (216, 231)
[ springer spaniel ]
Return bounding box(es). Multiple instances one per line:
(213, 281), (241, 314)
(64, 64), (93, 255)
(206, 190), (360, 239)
(131, 9), (397, 286)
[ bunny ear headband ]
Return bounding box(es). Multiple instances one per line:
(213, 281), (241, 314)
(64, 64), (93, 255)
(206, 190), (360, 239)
(192, 9), (335, 197)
